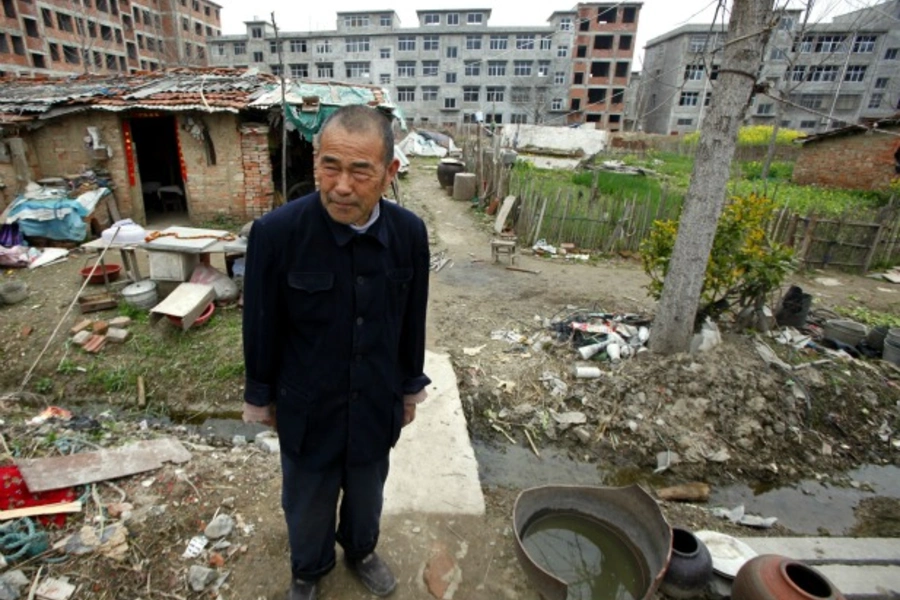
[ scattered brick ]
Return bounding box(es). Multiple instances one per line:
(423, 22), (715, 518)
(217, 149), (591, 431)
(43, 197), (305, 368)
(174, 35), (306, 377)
(84, 334), (107, 354)
(70, 319), (92, 336)
(20, 325), (34, 338)
(106, 328), (131, 344)
(92, 321), (109, 335)
(72, 331), (92, 346)
(109, 316), (133, 328)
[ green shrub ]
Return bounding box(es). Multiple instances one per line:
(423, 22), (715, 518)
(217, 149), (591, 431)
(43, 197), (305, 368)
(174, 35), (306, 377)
(741, 160), (794, 181)
(684, 125), (804, 147)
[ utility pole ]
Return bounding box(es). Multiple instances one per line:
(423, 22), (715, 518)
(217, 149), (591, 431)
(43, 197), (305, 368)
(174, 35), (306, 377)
(650, 0), (776, 355)
(272, 12), (288, 203)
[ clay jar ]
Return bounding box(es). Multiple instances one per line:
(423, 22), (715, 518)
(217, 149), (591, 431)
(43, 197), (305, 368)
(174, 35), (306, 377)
(732, 554), (846, 600)
(436, 159), (466, 188)
(659, 526), (713, 599)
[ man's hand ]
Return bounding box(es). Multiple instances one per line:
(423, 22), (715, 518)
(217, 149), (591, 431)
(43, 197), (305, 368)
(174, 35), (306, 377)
(401, 389), (428, 428)
(243, 402), (275, 427)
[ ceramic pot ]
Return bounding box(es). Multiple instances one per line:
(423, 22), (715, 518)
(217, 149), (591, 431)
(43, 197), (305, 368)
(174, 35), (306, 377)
(436, 159), (465, 188)
(660, 527), (713, 599)
(733, 554), (846, 600)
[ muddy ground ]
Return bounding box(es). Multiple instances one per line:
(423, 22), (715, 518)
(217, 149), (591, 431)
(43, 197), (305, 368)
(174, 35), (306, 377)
(0, 158), (899, 599)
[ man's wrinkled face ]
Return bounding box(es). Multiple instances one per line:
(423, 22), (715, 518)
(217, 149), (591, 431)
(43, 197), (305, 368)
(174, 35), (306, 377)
(315, 125), (399, 226)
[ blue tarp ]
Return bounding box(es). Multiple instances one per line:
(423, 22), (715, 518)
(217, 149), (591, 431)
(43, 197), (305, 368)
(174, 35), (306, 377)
(8, 188), (110, 242)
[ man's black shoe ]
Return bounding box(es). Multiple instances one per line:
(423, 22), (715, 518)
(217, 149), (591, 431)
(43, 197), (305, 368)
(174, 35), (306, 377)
(346, 552), (397, 596)
(286, 578), (317, 600)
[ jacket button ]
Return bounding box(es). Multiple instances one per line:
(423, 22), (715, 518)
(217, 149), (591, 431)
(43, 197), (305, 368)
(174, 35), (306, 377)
(356, 276), (364, 285)
(355, 354), (362, 362)
(356, 317), (364, 325)
(350, 392), (359, 400)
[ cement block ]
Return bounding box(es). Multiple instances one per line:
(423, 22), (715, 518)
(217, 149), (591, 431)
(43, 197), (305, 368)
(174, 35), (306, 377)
(255, 432), (280, 453)
(72, 331), (92, 346)
(106, 328), (131, 344)
(109, 317), (132, 328)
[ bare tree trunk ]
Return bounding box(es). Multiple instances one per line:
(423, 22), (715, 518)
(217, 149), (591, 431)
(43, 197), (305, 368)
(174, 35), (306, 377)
(650, 0), (775, 355)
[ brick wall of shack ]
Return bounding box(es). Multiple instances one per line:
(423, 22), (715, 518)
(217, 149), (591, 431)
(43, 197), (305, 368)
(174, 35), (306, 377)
(792, 127), (900, 191)
(29, 112), (133, 216)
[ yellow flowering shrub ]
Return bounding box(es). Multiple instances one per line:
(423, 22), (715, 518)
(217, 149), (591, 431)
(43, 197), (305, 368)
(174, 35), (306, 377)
(684, 125), (804, 146)
(641, 193), (795, 316)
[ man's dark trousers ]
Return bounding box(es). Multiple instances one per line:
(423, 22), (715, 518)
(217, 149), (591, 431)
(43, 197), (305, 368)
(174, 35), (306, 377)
(280, 447), (391, 581)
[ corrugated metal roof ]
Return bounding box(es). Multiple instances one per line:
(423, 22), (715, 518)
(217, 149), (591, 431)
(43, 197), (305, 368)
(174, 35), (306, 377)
(797, 113), (900, 145)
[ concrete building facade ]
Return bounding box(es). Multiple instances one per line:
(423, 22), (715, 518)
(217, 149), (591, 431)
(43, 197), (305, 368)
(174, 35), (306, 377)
(208, 4), (641, 131)
(637, 1), (900, 135)
(0, 0), (222, 77)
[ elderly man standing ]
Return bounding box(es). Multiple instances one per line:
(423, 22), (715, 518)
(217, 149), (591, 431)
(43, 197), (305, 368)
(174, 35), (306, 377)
(242, 104), (430, 600)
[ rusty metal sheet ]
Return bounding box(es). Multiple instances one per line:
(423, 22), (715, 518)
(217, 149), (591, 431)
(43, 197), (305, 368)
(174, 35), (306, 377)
(16, 438), (192, 493)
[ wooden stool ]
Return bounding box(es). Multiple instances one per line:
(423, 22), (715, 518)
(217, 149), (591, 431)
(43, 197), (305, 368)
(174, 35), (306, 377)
(491, 238), (517, 264)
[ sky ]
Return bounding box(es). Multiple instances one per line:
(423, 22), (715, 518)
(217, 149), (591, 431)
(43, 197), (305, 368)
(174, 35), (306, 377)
(213, 0), (865, 66)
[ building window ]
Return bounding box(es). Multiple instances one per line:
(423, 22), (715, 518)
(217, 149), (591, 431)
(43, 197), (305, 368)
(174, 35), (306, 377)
(868, 93), (884, 109)
(446, 72), (456, 83)
(875, 77), (889, 89)
(344, 15), (369, 28)
(11, 35), (24, 56)
(559, 17), (572, 31)
(590, 62), (609, 78)
(594, 35), (613, 50)
(464, 61), (480, 76)
(623, 7), (637, 23)
(379, 73), (390, 84)
(49, 43), (59, 61)
(486, 113), (502, 124)
(251, 27), (263, 39)
(588, 88), (606, 103)
(446, 46), (458, 58)
(127, 42), (137, 58)
(788, 65), (805, 81)
(444, 97), (457, 109)
(290, 64), (308, 78)
(316, 40), (332, 54)
(271, 64), (283, 76)
(676, 118), (693, 126)
(557, 46), (568, 57)
(619, 35), (633, 51)
(467, 13), (483, 25)
(598, 6), (617, 23)
(511, 114), (527, 124)
(252, 51), (264, 63)
(63, 45), (80, 64)
(815, 35), (846, 53)
(797, 94), (825, 109)
(380, 14), (392, 27)
(0, 0), (14, 18)
(423, 35), (439, 51)
(397, 87), (415, 102)
(234, 42), (246, 55)
(447, 13), (459, 25)
(688, 36), (707, 54)
(42, 8), (54, 27)
(571, 98), (581, 110)
(422, 60), (439, 76)
(684, 64), (703, 81)
(513, 60), (532, 76)
(538, 61), (550, 77)
(463, 86), (479, 102)
(516, 35), (535, 50)
(23, 18), (39, 38)
(423, 13), (440, 25)
(486, 86), (505, 102)
(770, 47), (787, 60)
(885, 48), (899, 60)
(380, 47), (391, 59)
(551, 98), (563, 111)
(345, 37), (370, 53)
(345, 62), (370, 78)
(490, 35), (507, 50)
(679, 91), (699, 106)
(574, 72), (584, 84)
(317, 63), (334, 78)
(290, 40), (307, 53)
(757, 103), (773, 115)
(511, 87), (530, 103)
(704, 92), (713, 106)
(611, 88), (625, 104)
(615, 61), (629, 78)
(57, 13), (74, 32)
(577, 46), (587, 58)
(421, 86), (438, 101)
(808, 65), (839, 82)
(397, 61), (416, 77)
(466, 35), (482, 50)
(852, 35), (877, 53)
(844, 65), (866, 82)
(398, 36), (415, 51)
(800, 120), (817, 128)
(270, 41), (280, 54)
(487, 61), (506, 76)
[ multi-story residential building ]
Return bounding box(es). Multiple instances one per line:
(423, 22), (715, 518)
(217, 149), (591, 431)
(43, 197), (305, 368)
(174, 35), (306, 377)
(0, 0), (222, 77)
(208, 4), (640, 130)
(637, 1), (900, 135)
(565, 3), (641, 129)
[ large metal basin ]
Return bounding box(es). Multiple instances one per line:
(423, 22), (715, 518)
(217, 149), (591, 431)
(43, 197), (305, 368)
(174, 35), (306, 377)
(513, 484), (672, 600)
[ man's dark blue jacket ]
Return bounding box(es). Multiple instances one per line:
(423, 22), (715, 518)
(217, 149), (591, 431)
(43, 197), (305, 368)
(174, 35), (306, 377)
(242, 192), (431, 469)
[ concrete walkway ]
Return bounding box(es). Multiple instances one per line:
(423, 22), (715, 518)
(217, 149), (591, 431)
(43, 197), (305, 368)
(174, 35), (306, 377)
(383, 349), (485, 516)
(739, 537), (900, 599)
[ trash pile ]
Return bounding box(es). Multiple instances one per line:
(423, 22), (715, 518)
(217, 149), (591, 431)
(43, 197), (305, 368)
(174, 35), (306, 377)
(549, 310), (652, 375)
(532, 240), (590, 261)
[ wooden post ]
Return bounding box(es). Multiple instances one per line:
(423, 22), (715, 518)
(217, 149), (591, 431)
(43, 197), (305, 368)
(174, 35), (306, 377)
(557, 192), (572, 245)
(589, 169), (600, 205)
(798, 216), (819, 267)
(863, 208), (892, 273)
(531, 193), (551, 245)
(8, 138), (33, 192)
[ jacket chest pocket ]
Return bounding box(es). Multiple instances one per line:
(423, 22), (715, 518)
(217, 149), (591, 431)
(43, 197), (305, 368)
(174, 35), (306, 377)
(287, 272), (335, 324)
(386, 268), (412, 318)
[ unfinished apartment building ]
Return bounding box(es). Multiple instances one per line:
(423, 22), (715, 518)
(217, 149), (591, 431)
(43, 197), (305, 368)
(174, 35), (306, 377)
(208, 4), (641, 130)
(637, 1), (900, 134)
(0, 0), (222, 77)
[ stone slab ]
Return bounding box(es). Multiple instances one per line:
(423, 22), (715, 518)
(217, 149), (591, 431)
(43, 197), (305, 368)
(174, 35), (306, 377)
(741, 537), (900, 565)
(383, 350), (485, 516)
(817, 565), (900, 598)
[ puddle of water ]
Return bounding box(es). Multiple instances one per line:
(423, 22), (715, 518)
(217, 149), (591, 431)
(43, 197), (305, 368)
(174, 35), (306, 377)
(711, 465), (900, 535)
(474, 441), (605, 489)
(522, 512), (646, 600)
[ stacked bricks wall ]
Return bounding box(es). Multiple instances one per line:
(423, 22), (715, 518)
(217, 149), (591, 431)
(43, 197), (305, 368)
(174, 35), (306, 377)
(792, 129), (900, 192)
(178, 113), (247, 221)
(30, 112), (133, 217)
(240, 124), (275, 219)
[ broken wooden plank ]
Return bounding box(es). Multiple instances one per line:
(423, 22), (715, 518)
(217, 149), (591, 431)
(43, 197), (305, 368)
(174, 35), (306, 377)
(16, 438), (192, 492)
(149, 282), (215, 331)
(505, 266), (540, 275)
(0, 501), (82, 522)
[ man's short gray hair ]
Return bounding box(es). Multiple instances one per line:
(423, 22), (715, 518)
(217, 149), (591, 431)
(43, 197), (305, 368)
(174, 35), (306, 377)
(318, 105), (395, 168)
